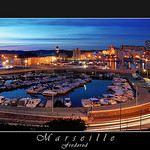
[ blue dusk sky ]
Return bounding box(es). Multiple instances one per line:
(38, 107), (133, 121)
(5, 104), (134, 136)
(0, 18), (150, 50)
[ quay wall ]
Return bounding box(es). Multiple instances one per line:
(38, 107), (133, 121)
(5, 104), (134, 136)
(0, 111), (88, 122)
(88, 101), (150, 119)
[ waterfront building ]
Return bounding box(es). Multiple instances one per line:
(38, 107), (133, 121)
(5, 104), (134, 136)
(24, 56), (57, 65)
(145, 40), (150, 51)
(120, 45), (145, 51)
(102, 45), (118, 58)
(80, 52), (94, 60)
(0, 54), (20, 66)
(102, 45), (144, 60)
(72, 48), (81, 60)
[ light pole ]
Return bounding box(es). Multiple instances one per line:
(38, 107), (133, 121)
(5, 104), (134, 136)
(120, 103), (121, 131)
(140, 109), (142, 131)
(145, 59), (148, 78)
(136, 86), (138, 106)
(51, 86), (54, 113)
(51, 94), (54, 113)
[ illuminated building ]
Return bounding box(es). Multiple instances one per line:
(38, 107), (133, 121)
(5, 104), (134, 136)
(25, 56), (57, 65)
(120, 45), (144, 51)
(102, 45), (117, 56)
(0, 54), (20, 65)
(102, 45), (144, 59)
(72, 48), (81, 60)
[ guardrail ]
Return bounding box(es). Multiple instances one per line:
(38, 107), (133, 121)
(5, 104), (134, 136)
(88, 101), (150, 119)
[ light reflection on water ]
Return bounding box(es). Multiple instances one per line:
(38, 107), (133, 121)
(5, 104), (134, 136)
(0, 79), (112, 107)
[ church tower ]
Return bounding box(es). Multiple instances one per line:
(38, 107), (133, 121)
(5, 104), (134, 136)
(56, 45), (59, 53)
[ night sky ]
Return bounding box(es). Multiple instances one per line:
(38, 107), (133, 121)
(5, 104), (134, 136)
(0, 18), (150, 50)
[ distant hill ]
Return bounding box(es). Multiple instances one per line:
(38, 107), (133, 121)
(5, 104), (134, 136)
(0, 49), (102, 57)
(0, 50), (56, 56)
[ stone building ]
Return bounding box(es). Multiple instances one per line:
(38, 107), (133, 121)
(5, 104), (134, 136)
(25, 56), (57, 65)
(72, 48), (81, 60)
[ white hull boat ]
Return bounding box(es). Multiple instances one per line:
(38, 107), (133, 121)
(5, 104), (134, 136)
(64, 98), (72, 107)
(42, 90), (57, 96)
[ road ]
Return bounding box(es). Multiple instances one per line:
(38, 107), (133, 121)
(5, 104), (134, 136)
(86, 113), (150, 131)
(86, 75), (150, 131)
(0, 65), (136, 75)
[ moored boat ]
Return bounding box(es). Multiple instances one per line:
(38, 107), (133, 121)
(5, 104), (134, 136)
(81, 99), (92, 107)
(26, 98), (41, 108)
(64, 98), (72, 107)
(42, 90), (57, 96)
(89, 98), (101, 107)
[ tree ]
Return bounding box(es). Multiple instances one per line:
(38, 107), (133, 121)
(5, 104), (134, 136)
(43, 118), (86, 131)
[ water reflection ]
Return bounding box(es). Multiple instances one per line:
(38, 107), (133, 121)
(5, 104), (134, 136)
(107, 60), (147, 70)
(0, 79), (112, 107)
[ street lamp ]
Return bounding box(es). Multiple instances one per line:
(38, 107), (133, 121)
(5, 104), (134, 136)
(51, 85), (54, 113)
(120, 103), (121, 131)
(140, 109), (142, 131)
(136, 86), (138, 106)
(25, 60), (28, 69)
(51, 94), (54, 113)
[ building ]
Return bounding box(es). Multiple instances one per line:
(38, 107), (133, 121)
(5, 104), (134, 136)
(0, 54), (20, 66)
(145, 40), (150, 51)
(25, 56), (57, 65)
(102, 45), (117, 57)
(102, 45), (143, 59)
(120, 45), (145, 51)
(80, 52), (95, 60)
(72, 48), (81, 60)
(56, 45), (59, 53)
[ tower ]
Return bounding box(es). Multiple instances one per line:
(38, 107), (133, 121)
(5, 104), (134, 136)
(56, 45), (59, 53)
(73, 48), (81, 60)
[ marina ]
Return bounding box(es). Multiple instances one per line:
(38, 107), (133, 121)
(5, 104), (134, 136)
(0, 72), (135, 108)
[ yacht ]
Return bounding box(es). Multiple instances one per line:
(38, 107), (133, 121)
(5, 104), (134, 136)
(99, 98), (108, 106)
(108, 99), (117, 105)
(0, 96), (5, 104)
(26, 99), (41, 108)
(42, 90), (57, 96)
(64, 98), (72, 107)
(11, 97), (22, 106)
(2, 98), (11, 106)
(17, 97), (30, 107)
(81, 99), (92, 107)
(89, 98), (101, 107)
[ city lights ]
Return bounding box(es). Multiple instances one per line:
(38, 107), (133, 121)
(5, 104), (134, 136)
(0, 18), (150, 135)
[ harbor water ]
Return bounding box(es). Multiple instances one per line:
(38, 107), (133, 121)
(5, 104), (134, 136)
(0, 79), (112, 107)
